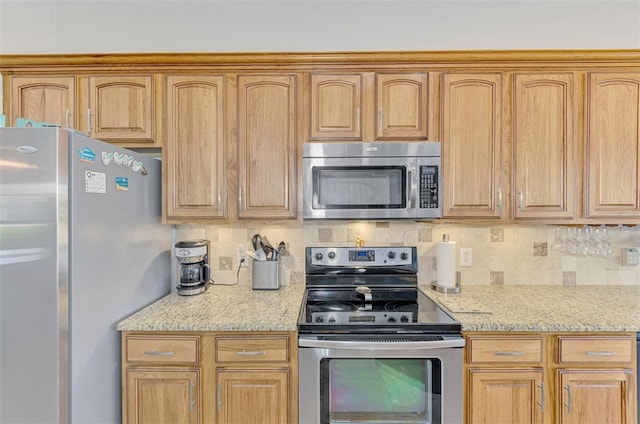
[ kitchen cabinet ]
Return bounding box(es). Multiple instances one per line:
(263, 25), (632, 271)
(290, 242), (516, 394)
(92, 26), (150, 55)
(165, 74), (227, 220)
(236, 74), (299, 219)
(441, 73), (505, 219)
(122, 334), (202, 424)
(586, 72), (640, 219)
(464, 332), (637, 424)
(309, 72), (434, 142)
(214, 334), (297, 424)
(511, 73), (579, 220)
(8, 75), (76, 127)
(80, 75), (160, 147)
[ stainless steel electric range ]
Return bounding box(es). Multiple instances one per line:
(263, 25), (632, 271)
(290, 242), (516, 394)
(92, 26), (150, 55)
(298, 246), (464, 424)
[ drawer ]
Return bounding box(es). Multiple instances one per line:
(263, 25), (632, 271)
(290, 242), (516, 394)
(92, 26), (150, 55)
(468, 336), (543, 363)
(126, 335), (199, 363)
(558, 336), (633, 364)
(216, 336), (289, 363)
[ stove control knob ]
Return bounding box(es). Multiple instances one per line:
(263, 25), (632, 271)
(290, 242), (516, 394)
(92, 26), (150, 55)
(388, 316), (396, 323)
(400, 315), (409, 323)
(328, 317), (336, 323)
(328, 251), (336, 260)
(400, 252), (409, 260)
(387, 251), (396, 259)
(315, 252), (324, 261)
(315, 316), (324, 323)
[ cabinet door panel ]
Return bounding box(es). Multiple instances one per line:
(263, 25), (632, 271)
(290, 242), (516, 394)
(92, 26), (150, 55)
(237, 75), (297, 219)
(310, 74), (362, 140)
(88, 76), (155, 143)
(587, 73), (640, 218)
(468, 368), (543, 424)
(376, 73), (429, 139)
(166, 75), (226, 218)
(512, 73), (576, 219)
(217, 370), (289, 424)
(442, 73), (503, 218)
(559, 370), (633, 424)
(125, 368), (199, 424)
(10, 76), (75, 127)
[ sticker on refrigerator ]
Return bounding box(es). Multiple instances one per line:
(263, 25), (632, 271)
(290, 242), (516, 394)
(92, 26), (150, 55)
(78, 147), (96, 163)
(85, 171), (107, 194)
(115, 177), (129, 192)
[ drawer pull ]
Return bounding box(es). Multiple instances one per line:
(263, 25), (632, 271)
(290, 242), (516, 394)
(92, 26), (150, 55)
(494, 351), (525, 356)
(236, 350), (266, 356)
(143, 350), (175, 356)
(585, 350), (616, 356)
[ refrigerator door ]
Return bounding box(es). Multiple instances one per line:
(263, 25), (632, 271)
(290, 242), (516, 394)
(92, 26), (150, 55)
(0, 128), (70, 423)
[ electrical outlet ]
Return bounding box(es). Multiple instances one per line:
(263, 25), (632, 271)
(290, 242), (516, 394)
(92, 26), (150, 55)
(621, 247), (640, 266)
(460, 248), (472, 267)
(237, 244), (248, 267)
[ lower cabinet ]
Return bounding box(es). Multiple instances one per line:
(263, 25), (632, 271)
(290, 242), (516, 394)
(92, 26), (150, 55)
(121, 331), (297, 424)
(465, 332), (637, 424)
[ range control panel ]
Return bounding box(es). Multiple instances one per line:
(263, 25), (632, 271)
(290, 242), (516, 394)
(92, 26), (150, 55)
(308, 246), (415, 267)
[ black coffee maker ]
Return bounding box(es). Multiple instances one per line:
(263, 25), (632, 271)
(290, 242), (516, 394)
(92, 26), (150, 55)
(174, 240), (210, 295)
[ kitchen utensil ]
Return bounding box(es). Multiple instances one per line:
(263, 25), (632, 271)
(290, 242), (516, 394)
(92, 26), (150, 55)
(246, 250), (260, 261)
(261, 235), (276, 260)
(276, 241), (286, 259)
(254, 248), (267, 261)
(251, 234), (262, 251)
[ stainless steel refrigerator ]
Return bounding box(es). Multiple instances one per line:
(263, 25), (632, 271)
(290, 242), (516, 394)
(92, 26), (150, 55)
(0, 127), (171, 423)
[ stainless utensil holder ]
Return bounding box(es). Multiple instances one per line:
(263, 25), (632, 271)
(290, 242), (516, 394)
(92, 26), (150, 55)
(252, 260), (279, 290)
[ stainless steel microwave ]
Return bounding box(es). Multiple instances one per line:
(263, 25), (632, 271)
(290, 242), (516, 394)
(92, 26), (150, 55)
(302, 142), (442, 220)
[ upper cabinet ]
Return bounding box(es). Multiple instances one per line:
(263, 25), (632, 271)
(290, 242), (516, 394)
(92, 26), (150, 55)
(236, 74), (299, 219)
(8, 75), (76, 127)
(309, 72), (434, 142)
(441, 73), (505, 219)
(586, 72), (640, 219)
(511, 73), (579, 220)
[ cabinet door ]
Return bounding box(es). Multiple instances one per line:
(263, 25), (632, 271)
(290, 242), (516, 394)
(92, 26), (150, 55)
(87, 75), (158, 145)
(9, 76), (76, 127)
(125, 368), (199, 424)
(216, 369), (290, 424)
(442, 73), (504, 218)
(586, 72), (640, 219)
(512, 73), (577, 220)
(376, 73), (429, 140)
(558, 370), (634, 424)
(310, 74), (363, 140)
(468, 369), (544, 424)
(165, 75), (226, 219)
(237, 74), (297, 219)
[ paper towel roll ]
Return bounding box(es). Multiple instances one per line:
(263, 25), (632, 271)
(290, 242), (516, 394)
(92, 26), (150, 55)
(436, 235), (456, 288)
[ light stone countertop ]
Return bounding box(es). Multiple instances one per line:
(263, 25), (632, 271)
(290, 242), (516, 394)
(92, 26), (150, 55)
(116, 284), (305, 332)
(420, 285), (640, 332)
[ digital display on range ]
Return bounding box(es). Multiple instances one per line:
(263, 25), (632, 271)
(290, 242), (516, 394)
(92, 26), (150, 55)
(348, 250), (375, 261)
(349, 316), (375, 322)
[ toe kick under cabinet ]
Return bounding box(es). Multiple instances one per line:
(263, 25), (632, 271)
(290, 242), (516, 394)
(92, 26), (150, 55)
(121, 331), (298, 424)
(465, 332), (638, 424)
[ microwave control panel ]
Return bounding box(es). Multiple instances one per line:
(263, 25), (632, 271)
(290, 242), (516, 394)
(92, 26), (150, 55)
(419, 165), (439, 208)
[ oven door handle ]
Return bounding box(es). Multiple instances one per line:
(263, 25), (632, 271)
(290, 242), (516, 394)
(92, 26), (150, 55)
(298, 337), (465, 350)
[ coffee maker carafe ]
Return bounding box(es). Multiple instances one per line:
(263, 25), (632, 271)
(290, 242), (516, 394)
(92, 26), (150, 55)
(175, 240), (210, 296)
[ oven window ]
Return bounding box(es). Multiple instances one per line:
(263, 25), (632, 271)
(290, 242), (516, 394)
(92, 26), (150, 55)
(313, 166), (406, 209)
(320, 358), (442, 424)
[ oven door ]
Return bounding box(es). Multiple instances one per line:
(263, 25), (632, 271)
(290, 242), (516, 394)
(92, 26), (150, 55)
(298, 335), (464, 424)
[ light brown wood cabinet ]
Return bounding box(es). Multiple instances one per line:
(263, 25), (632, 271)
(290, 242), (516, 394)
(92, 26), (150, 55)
(309, 72), (434, 142)
(441, 73), (505, 219)
(8, 75), (77, 128)
(465, 332), (637, 424)
(586, 72), (640, 219)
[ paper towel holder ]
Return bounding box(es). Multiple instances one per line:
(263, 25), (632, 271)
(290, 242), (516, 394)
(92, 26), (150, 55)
(431, 271), (461, 294)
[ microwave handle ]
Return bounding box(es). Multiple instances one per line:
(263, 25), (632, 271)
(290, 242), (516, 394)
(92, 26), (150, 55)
(407, 167), (417, 209)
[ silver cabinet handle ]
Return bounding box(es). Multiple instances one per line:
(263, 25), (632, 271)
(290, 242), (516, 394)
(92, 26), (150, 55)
(407, 168), (413, 209)
(378, 106), (383, 131)
(236, 350), (266, 356)
(87, 108), (92, 133)
(585, 351), (616, 356)
(65, 109), (70, 128)
(519, 189), (524, 212)
(537, 382), (545, 413)
(238, 188), (243, 213)
(497, 187), (503, 213)
(564, 384), (573, 414)
(494, 351), (525, 356)
(356, 106), (360, 131)
(143, 350), (174, 356)
(217, 383), (222, 412)
(189, 382), (195, 411)
(217, 187), (222, 212)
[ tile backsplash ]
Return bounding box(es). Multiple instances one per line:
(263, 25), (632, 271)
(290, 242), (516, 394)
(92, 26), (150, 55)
(175, 222), (640, 287)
